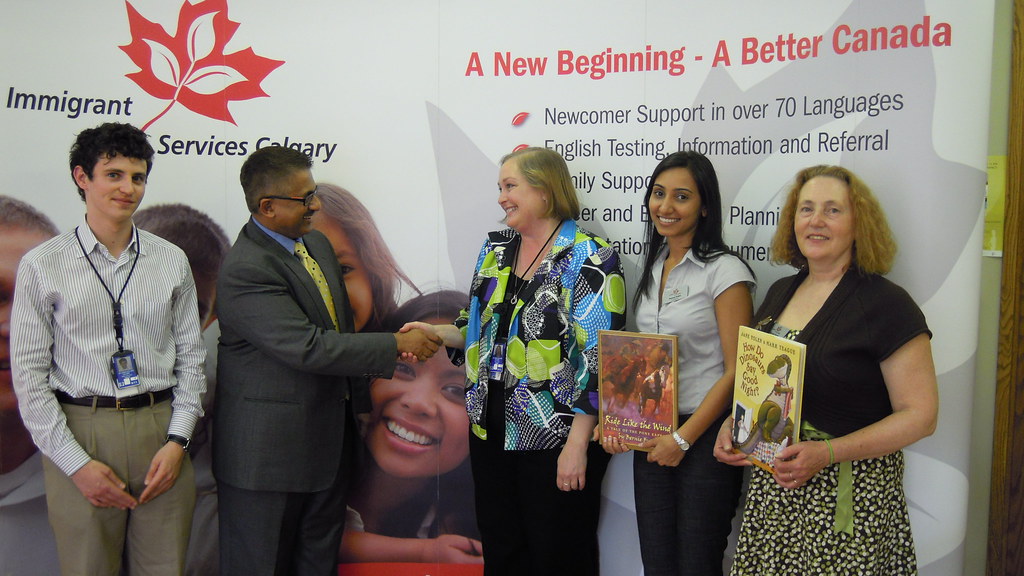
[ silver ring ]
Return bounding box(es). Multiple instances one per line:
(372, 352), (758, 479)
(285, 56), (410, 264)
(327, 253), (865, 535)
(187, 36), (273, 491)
(563, 482), (569, 485)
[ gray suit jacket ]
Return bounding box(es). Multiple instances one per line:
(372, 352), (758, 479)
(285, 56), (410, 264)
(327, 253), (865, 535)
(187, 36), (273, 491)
(213, 220), (396, 493)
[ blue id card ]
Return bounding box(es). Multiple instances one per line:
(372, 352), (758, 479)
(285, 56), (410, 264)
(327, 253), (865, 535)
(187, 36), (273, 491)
(488, 341), (506, 380)
(111, 350), (141, 390)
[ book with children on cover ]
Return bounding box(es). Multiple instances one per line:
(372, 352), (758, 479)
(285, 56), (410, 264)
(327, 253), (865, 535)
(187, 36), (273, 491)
(598, 330), (678, 451)
(730, 325), (806, 472)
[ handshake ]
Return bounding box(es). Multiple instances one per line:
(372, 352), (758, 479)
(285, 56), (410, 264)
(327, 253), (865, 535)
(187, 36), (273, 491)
(393, 322), (461, 363)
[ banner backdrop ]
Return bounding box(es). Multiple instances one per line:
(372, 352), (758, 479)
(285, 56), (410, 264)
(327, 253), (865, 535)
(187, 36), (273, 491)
(0, 1), (993, 575)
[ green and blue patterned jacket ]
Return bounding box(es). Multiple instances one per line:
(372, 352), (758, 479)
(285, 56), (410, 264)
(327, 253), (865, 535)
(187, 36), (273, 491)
(454, 219), (626, 450)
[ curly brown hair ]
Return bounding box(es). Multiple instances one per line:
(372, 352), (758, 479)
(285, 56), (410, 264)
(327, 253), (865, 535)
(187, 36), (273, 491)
(770, 165), (897, 274)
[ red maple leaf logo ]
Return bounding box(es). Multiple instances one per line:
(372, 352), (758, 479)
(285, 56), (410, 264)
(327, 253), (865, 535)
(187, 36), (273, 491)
(120, 0), (284, 131)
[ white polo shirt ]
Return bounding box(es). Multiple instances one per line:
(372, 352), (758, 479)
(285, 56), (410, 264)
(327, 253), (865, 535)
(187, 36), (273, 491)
(634, 248), (755, 414)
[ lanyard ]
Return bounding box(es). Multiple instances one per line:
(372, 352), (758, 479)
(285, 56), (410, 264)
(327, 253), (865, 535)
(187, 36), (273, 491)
(508, 222), (560, 306)
(74, 226), (141, 352)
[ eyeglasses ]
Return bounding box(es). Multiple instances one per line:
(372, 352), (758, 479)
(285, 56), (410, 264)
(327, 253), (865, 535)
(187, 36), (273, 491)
(263, 189), (318, 207)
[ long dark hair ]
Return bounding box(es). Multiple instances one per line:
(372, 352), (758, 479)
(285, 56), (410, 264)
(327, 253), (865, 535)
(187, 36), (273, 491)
(315, 183), (421, 331)
(634, 151), (752, 308)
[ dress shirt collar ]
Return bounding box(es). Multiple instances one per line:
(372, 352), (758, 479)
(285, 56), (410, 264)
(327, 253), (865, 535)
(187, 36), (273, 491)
(251, 217), (303, 256)
(656, 242), (707, 271)
(76, 214), (142, 259)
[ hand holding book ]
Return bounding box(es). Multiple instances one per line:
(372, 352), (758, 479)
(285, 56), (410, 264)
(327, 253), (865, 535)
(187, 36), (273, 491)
(729, 326), (806, 472)
(597, 330), (679, 451)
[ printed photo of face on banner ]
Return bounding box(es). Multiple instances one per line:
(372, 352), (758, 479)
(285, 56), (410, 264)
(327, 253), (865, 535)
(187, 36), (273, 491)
(0, 197), (61, 576)
(340, 290), (481, 566)
(0, 0), (1002, 573)
(312, 183), (421, 332)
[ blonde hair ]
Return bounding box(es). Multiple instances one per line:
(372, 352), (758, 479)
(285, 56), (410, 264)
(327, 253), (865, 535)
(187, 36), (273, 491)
(771, 165), (897, 274)
(499, 147), (580, 220)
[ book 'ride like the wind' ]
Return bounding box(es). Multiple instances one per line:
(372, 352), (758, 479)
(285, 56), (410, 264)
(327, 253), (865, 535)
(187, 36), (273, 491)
(598, 330), (678, 451)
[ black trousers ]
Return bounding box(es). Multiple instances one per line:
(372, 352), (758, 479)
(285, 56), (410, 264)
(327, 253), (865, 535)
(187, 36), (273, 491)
(632, 411), (742, 576)
(218, 415), (357, 576)
(469, 431), (611, 576)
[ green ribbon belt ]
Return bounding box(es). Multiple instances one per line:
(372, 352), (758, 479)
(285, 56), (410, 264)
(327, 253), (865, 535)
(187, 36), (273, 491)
(801, 420), (853, 535)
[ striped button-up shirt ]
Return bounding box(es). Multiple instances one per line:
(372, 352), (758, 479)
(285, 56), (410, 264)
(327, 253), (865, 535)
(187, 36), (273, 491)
(11, 217), (206, 476)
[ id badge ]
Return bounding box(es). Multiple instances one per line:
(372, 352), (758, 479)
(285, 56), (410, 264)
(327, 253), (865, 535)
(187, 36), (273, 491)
(488, 341), (506, 381)
(110, 350), (141, 390)
(664, 285), (689, 304)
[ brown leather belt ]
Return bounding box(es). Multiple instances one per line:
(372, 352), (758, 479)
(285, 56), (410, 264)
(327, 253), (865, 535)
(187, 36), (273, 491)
(54, 388), (174, 410)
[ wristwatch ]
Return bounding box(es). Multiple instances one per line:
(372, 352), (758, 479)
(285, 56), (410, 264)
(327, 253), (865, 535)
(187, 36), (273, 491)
(672, 431), (691, 452)
(166, 434), (191, 452)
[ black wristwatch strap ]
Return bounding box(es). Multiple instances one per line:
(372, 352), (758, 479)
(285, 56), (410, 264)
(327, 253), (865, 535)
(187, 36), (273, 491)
(166, 434), (191, 452)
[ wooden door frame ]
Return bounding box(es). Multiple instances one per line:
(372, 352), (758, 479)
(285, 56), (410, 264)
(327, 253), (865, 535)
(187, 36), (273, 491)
(988, 1), (1023, 574)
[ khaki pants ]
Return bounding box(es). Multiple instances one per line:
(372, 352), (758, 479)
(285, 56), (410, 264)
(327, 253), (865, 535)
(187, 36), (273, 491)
(42, 399), (195, 576)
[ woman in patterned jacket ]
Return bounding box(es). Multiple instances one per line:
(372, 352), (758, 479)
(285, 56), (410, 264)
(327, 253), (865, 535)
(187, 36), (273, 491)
(407, 147), (626, 576)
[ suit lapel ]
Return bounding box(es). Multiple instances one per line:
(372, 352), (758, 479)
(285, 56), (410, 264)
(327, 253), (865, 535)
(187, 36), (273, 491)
(243, 221), (342, 331)
(304, 232), (353, 332)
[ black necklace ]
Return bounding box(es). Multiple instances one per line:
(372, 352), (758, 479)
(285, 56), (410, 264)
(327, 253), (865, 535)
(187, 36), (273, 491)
(509, 223), (560, 306)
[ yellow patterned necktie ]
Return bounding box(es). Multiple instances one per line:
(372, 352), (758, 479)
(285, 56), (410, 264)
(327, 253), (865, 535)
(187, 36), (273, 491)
(294, 241), (339, 330)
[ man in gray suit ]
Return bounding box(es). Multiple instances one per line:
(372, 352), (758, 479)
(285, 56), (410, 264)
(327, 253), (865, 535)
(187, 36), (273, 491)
(213, 146), (442, 576)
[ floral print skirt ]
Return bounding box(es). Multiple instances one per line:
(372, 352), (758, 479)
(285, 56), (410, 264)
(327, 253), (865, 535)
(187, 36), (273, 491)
(731, 450), (917, 576)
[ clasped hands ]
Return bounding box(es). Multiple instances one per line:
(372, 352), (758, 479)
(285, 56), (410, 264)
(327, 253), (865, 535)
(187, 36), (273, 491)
(70, 441), (186, 510)
(394, 325), (444, 362)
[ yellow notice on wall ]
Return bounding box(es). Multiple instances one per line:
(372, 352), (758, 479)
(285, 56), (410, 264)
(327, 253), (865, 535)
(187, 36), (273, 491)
(984, 156), (1006, 257)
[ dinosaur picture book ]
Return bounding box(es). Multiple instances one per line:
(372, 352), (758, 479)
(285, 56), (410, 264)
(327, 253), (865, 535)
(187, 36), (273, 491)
(731, 326), (806, 472)
(598, 330), (678, 451)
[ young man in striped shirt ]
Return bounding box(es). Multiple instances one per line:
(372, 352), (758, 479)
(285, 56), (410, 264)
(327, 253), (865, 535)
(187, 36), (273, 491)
(10, 122), (206, 575)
